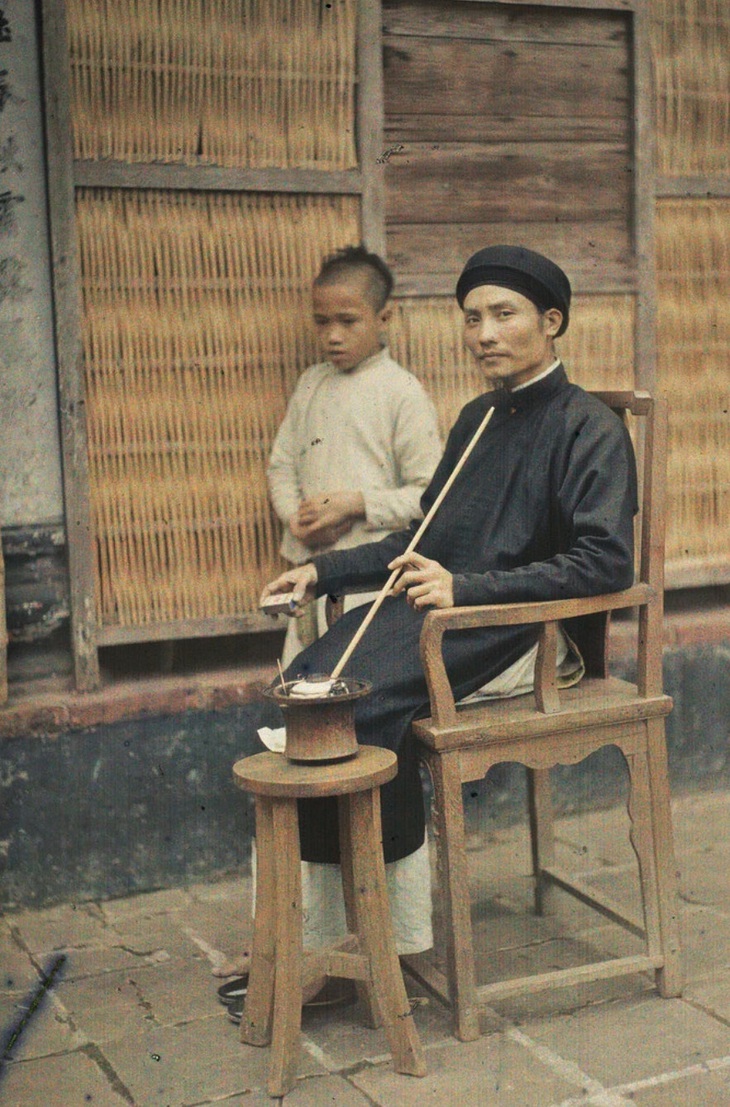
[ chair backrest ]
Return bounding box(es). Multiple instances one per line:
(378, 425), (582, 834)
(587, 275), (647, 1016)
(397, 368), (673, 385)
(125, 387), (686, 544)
(571, 391), (668, 698)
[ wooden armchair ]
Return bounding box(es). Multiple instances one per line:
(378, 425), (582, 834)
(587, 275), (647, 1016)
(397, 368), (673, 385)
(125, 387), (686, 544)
(404, 391), (682, 1041)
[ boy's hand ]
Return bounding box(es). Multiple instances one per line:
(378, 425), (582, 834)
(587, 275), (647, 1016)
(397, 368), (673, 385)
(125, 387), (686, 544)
(260, 564), (318, 616)
(290, 514), (352, 550)
(388, 552), (454, 610)
(292, 491), (365, 549)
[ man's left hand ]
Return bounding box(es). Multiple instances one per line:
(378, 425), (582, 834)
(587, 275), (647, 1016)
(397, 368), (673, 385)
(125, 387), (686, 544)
(389, 552), (454, 609)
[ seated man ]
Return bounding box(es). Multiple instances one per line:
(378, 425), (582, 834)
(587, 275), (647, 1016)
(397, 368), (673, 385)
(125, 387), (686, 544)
(232, 245), (637, 1013)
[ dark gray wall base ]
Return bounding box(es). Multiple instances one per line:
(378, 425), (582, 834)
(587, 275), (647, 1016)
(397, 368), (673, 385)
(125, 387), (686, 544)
(0, 700), (280, 911)
(1, 644), (728, 911)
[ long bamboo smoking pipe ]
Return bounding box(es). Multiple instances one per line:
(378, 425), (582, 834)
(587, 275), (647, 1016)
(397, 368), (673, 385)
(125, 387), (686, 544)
(330, 403), (496, 679)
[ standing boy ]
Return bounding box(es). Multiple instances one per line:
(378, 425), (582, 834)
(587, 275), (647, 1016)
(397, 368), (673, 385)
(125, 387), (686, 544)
(267, 245), (442, 665)
(216, 248), (441, 1006)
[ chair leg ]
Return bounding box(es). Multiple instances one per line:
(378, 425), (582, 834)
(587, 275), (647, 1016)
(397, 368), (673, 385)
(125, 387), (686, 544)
(428, 751), (481, 1042)
(527, 767), (555, 916)
(241, 797), (275, 1048)
(624, 732), (682, 1000)
(345, 789), (426, 1077)
(646, 719), (683, 997)
(267, 799), (304, 1098)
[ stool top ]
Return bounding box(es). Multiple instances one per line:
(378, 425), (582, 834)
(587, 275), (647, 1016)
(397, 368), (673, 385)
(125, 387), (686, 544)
(232, 746), (397, 798)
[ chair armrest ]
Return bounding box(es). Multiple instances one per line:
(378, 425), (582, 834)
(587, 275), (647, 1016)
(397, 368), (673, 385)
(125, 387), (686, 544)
(419, 583), (653, 727)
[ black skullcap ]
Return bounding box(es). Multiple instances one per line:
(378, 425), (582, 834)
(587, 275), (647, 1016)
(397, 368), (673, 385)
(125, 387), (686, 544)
(455, 245), (571, 336)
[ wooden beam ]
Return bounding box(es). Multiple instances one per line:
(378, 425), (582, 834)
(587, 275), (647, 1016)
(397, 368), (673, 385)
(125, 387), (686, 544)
(392, 269), (636, 298)
(458, 0), (636, 10)
(357, 0), (386, 256)
(476, 954), (660, 1005)
(632, 0), (657, 391)
(96, 614), (286, 647)
(664, 558), (730, 590)
(656, 177), (730, 199)
(73, 161), (364, 195)
(41, 0), (100, 691)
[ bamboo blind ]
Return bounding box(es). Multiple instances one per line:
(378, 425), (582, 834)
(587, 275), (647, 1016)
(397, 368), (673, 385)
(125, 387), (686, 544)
(657, 198), (730, 570)
(652, 0), (730, 177)
(390, 295), (635, 439)
(67, 0), (357, 169)
(76, 189), (360, 626)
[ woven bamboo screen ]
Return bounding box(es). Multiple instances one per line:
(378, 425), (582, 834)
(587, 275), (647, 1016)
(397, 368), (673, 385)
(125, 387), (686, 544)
(76, 189), (360, 627)
(656, 199), (730, 573)
(67, 0), (357, 169)
(390, 295), (635, 439)
(652, 0), (729, 177)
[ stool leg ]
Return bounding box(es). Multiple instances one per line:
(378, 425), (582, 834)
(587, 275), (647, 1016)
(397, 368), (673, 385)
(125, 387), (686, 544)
(339, 795), (382, 1029)
(241, 797), (275, 1047)
(343, 789), (426, 1078)
(267, 798), (304, 1098)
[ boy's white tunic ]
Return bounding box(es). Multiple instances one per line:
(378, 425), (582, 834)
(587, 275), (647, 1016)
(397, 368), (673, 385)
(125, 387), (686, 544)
(267, 347), (442, 565)
(265, 346), (442, 952)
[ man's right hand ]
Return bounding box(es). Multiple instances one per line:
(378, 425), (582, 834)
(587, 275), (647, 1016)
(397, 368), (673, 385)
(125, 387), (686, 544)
(259, 563), (318, 616)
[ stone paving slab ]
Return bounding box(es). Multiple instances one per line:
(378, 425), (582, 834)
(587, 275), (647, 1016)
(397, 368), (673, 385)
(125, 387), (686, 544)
(519, 995), (730, 1088)
(0, 1049), (131, 1106)
(677, 842), (730, 908)
(678, 905), (730, 983)
(684, 967), (730, 1023)
(100, 887), (193, 924)
(1, 790), (729, 1105)
(628, 1063), (730, 1106)
(351, 1034), (580, 1106)
(100, 1015), (322, 1103)
(298, 991), (452, 1072)
(0, 987), (88, 1063)
(8, 901), (110, 954)
(0, 924), (41, 997)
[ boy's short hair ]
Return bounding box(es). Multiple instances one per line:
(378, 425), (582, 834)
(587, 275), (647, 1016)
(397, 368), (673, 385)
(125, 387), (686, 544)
(314, 245), (394, 312)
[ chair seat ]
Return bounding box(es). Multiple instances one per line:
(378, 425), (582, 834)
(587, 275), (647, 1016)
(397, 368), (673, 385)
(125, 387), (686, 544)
(413, 676), (673, 751)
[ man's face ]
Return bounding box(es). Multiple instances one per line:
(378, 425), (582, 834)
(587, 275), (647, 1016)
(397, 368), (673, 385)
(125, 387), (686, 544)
(462, 284), (562, 389)
(312, 277), (389, 372)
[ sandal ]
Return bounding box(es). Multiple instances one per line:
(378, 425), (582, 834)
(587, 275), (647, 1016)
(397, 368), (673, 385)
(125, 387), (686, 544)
(227, 978), (357, 1023)
(217, 975), (248, 1006)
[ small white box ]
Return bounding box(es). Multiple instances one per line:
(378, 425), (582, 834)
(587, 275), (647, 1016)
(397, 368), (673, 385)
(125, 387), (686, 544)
(261, 592), (298, 616)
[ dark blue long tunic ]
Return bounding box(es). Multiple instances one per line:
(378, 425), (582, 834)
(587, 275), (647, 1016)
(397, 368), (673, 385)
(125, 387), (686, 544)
(283, 366), (638, 864)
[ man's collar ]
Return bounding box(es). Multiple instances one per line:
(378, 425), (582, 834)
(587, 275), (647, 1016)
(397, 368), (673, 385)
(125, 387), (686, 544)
(487, 362), (567, 414)
(511, 358), (561, 392)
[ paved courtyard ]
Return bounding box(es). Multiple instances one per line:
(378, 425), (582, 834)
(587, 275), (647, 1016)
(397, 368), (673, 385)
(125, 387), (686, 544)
(2, 788), (730, 1105)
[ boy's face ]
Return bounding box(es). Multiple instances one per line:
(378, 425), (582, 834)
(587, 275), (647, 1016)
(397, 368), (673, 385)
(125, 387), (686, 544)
(312, 277), (390, 372)
(462, 284), (562, 390)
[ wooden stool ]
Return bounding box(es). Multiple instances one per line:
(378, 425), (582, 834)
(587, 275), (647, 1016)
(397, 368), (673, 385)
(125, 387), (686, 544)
(232, 747), (426, 1097)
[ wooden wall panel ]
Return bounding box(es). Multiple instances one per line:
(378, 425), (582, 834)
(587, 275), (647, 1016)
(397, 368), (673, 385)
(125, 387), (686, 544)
(383, 37), (629, 129)
(386, 144), (631, 224)
(388, 221), (633, 296)
(383, 0), (634, 295)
